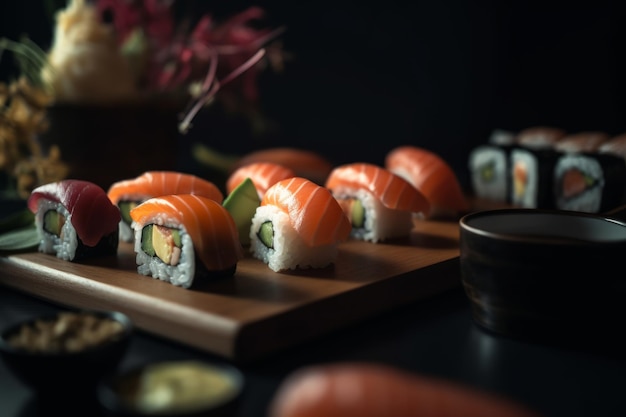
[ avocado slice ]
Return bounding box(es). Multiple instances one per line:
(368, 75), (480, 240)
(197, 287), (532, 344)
(258, 221), (274, 248)
(43, 210), (65, 236)
(119, 201), (139, 225)
(223, 177), (261, 245)
(351, 199), (365, 228)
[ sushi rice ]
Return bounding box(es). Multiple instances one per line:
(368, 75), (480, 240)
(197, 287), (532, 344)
(331, 186), (412, 243)
(35, 200), (79, 261)
(249, 205), (339, 272)
(132, 219), (196, 288)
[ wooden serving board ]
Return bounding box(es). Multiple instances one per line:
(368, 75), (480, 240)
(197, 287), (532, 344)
(0, 219), (461, 363)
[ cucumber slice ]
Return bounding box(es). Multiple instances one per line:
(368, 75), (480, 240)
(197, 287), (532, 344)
(258, 221), (274, 248)
(352, 199), (365, 228)
(141, 224), (155, 256)
(43, 210), (65, 235)
(119, 201), (139, 225)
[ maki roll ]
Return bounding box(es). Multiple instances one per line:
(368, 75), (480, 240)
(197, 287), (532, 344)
(130, 194), (244, 288)
(325, 162), (430, 243)
(510, 126), (566, 208)
(27, 180), (121, 261)
(385, 145), (470, 219)
(226, 161), (296, 199)
(107, 171), (223, 242)
(467, 129), (516, 203)
(554, 152), (626, 213)
(249, 177), (351, 272)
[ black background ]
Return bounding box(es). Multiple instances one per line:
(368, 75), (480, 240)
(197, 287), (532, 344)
(3, 1), (626, 189)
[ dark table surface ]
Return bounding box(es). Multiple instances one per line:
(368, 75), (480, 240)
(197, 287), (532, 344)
(1, 200), (626, 417)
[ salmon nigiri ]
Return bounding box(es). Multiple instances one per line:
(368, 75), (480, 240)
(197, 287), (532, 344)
(28, 180), (121, 261)
(325, 162), (430, 243)
(231, 147), (334, 185)
(385, 145), (470, 219)
(249, 177), (351, 272)
(269, 362), (544, 417)
(130, 194), (244, 288)
(226, 161), (296, 199)
(108, 171), (224, 242)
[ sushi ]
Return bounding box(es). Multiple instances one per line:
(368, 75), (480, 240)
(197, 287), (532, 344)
(553, 131), (608, 154)
(249, 177), (351, 272)
(554, 152), (626, 213)
(385, 145), (469, 219)
(510, 127), (566, 208)
(107, 171), (223, 242)
(231, 147), (334, 186)
(226, 161), (296, 199)
(130, 194), (244, 288)
(325, 163), (430, 243)
(27, 179), (121, 261)
(467, 129), (517, 203)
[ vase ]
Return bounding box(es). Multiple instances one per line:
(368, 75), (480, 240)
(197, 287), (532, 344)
(38, 96), (184, 190)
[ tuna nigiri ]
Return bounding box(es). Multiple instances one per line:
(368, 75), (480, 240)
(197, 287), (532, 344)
(249, 176), (351, 272)
(226, 161), (296, 199)
(130, 194), (244, 288)
(385, 145), (470, 219)
(231, 147), (334, 185)
(107, 171), (224, 242)
(325, 162), (430, 243)
(268, 362), (544, 417)
(27, 179), (121, 261)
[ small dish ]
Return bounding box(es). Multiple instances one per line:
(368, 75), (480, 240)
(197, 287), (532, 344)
(97, 359), (245, 417)
(0, 309), (133, 395)
(459, 208), (626, 344)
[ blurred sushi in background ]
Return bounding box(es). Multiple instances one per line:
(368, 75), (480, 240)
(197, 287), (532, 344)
(510, 126), (566, 208)
(467, 129), (516, 204)
(385, 145), (470, 220)
(226, 162), (296, 199)
(553, 152), (626, 213)
(325, 163), (429, 243)
(27, 180), (121, 261)
(249, 177), (351, 272)
(130, 194), (243, 288)
(553, 131), (609, 154)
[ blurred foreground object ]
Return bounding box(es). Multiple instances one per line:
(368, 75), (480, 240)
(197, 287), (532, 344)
(268, 362), (544, 417)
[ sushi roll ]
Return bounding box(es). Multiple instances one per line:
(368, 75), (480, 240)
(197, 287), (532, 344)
(226, 161), (296, 199)
(554, 152), (626, 213)
(249, 177), (351, 272)
(553, 131), (608, 154)
(467, 129), (516, 203)
(385, 145), (470, 219)
(107, 171), (223, 242)
(510, 126), (566, 208)
(325, 163), (430, 243)
(130, 194), (244, 288)
(27, 180), (121, 261)
(231, 147), (334, 186)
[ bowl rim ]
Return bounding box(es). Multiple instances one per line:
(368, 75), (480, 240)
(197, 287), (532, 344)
(459, 208), (626, 245)
(0, 309), (134, 357)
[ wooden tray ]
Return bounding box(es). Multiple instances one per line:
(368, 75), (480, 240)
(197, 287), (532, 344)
(0, 219), (461, 363)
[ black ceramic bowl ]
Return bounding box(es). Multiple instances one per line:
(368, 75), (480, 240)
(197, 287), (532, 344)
(0, 309), (133, 396)
(459, 208), (626, 344)
(97, 360), (245, 417)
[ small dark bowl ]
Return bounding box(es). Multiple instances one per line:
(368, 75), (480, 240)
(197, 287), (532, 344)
(97, 360), (245, 417)
(0, 309), (133, 396)
(459, 208), (626, 345)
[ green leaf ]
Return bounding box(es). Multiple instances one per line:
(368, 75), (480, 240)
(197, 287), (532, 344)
(0, 224), (40, 252)
(0, 209), (35, 234)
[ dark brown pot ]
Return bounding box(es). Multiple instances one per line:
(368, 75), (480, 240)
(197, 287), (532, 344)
(39, 97), (184, 190)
